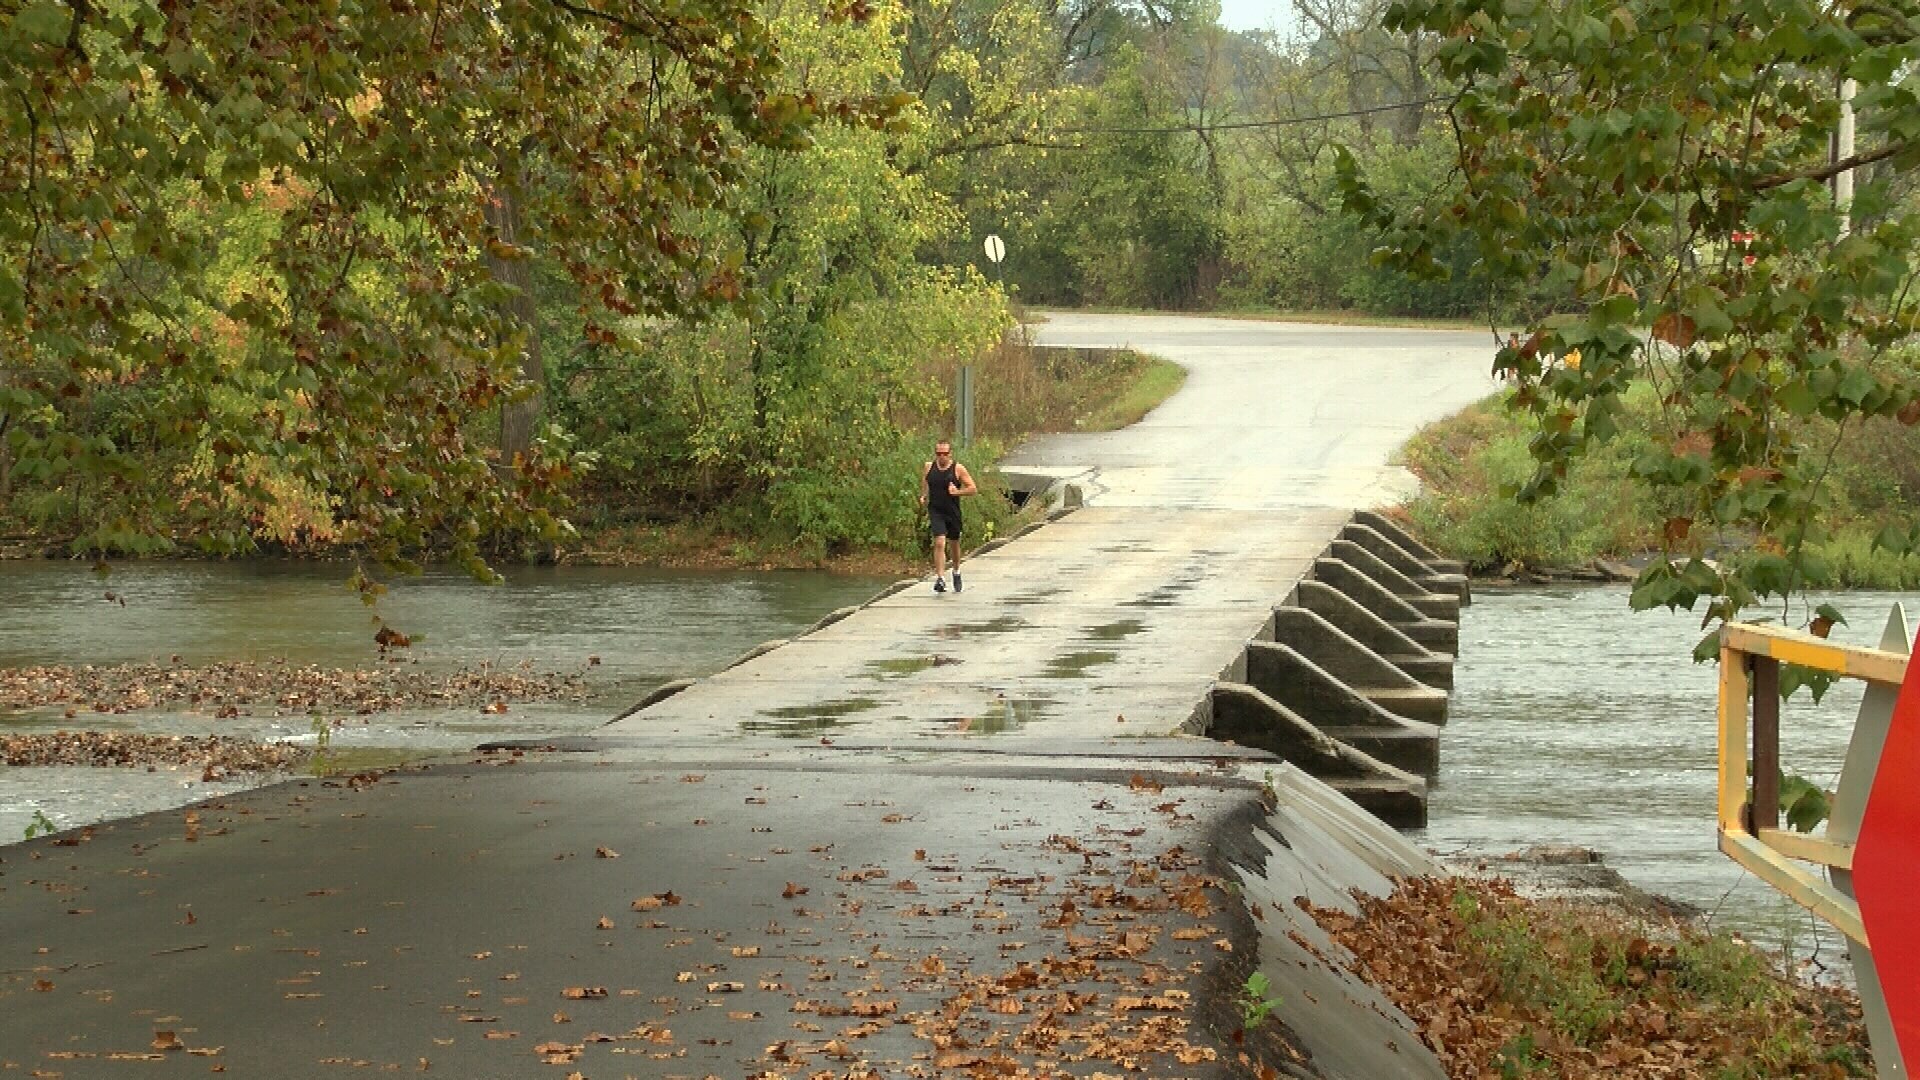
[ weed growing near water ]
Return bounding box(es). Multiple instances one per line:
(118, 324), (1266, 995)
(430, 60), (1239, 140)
(308, 714), (335, 777)
(24, 809), (56, 841)
(1238, 971), (1283, 1030)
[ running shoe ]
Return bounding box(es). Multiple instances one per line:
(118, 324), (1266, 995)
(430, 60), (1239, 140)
(952, 571), (962, 593)
(933, 577), (946, 593)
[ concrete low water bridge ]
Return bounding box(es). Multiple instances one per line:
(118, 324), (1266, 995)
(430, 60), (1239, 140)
(608, 313), (1498, 774)
(2, 314), (1511, 1080)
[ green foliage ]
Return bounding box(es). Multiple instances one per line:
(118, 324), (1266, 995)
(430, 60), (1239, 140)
(1466, 905), (1619, 1046)
(1, 0), (833, 574)
(1238, 970), (1284, 1029)
(1493, 1032), (1553, 1078)
(1346, 0), (1920, 639)
(1672, 935), (1774, 1010)
(24, 809), (57, 841)
(1401, 389), (1669, 571)
(309, 715), (335, 779)
(1014, 45), (1226, 309)
(1444, 882), (1860, 1077)
(1775, 771), (1835, 834)
(1407, 386), (1920, 589)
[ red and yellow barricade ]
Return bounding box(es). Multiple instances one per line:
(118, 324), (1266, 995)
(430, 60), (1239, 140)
(1718, 615), (1917, 1076)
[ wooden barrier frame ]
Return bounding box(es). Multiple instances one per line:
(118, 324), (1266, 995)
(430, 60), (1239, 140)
(1716, 622), (1908, 948)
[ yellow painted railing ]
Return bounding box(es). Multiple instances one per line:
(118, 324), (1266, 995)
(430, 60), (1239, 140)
(1715, 622), (1907, 947)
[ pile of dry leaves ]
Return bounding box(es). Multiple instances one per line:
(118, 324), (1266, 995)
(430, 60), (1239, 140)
(0, 658), (593, 718)
(3, 731), (305, 773)
(1308, 875), (1872, 1079)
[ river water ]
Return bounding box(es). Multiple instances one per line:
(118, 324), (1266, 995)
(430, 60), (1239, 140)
(2, 562), (1906, 972)
(0, 561), (893, 838)
(1423, 583), (1916, 979)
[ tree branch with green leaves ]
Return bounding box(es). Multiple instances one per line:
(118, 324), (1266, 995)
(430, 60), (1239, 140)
(1338, 0), (1920, 656)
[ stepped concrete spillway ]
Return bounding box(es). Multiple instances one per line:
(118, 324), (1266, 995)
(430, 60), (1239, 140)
(1, 315), (1504, 1079)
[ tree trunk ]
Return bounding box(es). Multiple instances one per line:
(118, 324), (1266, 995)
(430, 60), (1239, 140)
(1397, 39), (1428, 144)
(483, 154), (543, 469)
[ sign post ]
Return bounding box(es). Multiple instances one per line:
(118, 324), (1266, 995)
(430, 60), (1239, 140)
(960, 234), (1007, 449)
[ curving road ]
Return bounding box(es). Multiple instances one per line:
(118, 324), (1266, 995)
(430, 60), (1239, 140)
(1012, 312), (1498, 510)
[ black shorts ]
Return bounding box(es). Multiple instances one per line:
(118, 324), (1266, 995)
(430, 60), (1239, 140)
(929, 507), (962, 540)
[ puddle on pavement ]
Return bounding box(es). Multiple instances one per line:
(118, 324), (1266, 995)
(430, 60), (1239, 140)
(1003, 587), (1066, 606)
(1123, 585), (1190, 608)
(1042, 650), (1118, 678)
(931, 615), (1027, 640)
(740, 716), (849, 736)
(760, 697), (882, 720)
(865, 655), (961, 679)
(1082, 619), (1146, 642)
(742, 697), (882, 737)
(932, 696), (1053, 735)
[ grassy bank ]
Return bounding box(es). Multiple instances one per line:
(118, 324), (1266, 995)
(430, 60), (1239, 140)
(1313, 876), (1870, 1079)
(1398, 386), (1920, 588)
(1032, 306), (1488, 332)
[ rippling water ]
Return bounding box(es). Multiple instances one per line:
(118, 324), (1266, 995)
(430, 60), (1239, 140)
(0, 560), (893, 837)
(1423, 583), (1917, 973)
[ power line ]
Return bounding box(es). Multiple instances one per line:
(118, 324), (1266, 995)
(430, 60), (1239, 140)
(1050, 94), (1450, 138)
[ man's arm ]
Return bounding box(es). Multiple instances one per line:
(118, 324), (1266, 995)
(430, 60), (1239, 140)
(919, 461), (932, 505)
(951, 464), (979, 496)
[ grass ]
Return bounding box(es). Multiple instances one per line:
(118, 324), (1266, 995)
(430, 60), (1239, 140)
(1026, 305), (1491, 332)
(925, 336), (1187, 439)
(1316, 876), (1872, 1079)
(1397, 385), (1920, 588)
(1078, 355), (1185, 430)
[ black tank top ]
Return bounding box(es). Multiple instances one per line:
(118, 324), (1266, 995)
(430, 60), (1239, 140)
(928, 461), (960, 513)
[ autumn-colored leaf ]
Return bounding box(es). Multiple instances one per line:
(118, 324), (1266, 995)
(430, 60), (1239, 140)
(1652, 312), (1697, 348)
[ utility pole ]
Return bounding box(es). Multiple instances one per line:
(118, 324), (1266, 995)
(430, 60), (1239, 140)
(1837, 77), (1857, 236)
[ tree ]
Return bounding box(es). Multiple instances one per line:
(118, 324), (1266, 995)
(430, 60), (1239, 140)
(543, 0), (1009, 555)
(1, 0), (827, 579)
(1340, 0), (1920, 645)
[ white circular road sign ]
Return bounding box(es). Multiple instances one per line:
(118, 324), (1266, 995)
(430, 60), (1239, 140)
(983, 234), (1006, 264)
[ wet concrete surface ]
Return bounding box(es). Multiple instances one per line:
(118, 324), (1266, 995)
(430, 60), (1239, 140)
(4, 742), (1342, 1078)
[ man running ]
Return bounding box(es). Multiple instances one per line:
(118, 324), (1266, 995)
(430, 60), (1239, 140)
(919, 439), (977, 593)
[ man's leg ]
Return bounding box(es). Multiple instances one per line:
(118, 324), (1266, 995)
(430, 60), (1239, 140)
(932, 533), (948, 591)
(950, 528), (962, 592)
